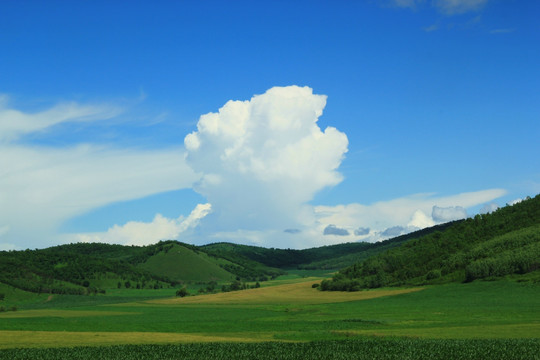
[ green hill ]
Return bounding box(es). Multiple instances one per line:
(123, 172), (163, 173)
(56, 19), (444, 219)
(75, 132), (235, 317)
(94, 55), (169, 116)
(202, 222), (457, 272)
(138, 243), (235, 282)
(321, 194), (540, 291)
(0, 244), (173, 295)
(3, 194), (538, 297)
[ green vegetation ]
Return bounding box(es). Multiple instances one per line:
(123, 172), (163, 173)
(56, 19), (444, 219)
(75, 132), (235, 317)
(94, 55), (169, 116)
(0, 227), (440, 299)
(1, 194), (539, 358)
(138, 243), (235, 282)
(2, 339), (539, 360)
(322, 195), (540, 291)
(0, 279), (539, 358)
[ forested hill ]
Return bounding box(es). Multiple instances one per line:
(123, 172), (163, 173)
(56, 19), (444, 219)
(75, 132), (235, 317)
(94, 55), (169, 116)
(0, 234), (404, 296)
(201, 222), (455, 270)
(3, 195), (538, 296)
(0, 221), (452, 296)
(321, 194), (540, 291)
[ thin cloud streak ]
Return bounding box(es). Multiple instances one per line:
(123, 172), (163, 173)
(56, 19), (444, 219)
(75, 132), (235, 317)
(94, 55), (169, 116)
(0, 98), (199, 249)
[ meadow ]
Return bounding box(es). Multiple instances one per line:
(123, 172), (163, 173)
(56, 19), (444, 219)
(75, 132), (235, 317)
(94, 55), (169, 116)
(1, 276), (539, 359)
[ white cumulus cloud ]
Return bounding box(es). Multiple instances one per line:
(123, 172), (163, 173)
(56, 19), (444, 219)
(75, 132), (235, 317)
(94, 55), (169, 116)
(184, 86), (348, 236)
(313, 189), (506, 243)
(71, 203), (211, 246)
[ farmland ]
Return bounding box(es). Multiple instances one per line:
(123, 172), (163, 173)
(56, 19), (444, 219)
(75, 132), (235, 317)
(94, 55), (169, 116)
(1, 276), (539, 358)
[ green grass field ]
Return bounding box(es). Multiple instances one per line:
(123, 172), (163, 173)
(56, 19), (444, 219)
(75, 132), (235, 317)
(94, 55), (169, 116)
(1, 277), (539, 357)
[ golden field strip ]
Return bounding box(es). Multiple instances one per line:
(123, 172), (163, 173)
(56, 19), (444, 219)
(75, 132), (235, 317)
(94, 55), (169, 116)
(147, 278), (424, 305)
(0, 330), (275, 349)
(333, 323), (540, 339)
(0, 309), (137, 319)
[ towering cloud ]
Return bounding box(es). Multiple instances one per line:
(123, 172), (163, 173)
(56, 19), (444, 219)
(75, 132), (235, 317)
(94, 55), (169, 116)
(184, 86), (348, 235)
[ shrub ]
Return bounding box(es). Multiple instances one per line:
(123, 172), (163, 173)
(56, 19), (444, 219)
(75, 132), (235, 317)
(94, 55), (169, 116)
(426, 269), (442, 280)
(176, 288), (189, 297)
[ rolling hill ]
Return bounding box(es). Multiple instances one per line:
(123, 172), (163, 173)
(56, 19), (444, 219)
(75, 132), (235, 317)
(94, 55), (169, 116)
(321, 194), (540, 291)
(1, 194), (538, 297)
(138, 243), (235, 282)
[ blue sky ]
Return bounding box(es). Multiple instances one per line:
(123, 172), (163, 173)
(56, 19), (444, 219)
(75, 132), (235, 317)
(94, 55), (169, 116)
(1, 0), (539, 250)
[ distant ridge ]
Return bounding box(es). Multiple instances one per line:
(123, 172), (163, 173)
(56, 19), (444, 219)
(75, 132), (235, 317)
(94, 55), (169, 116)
(2, 194), (538, 295)
(321, 194), (540, 291)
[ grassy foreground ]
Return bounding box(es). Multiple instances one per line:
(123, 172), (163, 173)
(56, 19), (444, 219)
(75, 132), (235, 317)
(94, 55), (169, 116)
(1, 339), (539, 360)
(0, 278), (539, 358)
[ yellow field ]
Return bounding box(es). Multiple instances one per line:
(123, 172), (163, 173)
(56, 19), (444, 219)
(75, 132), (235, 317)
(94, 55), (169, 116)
(148, 279), (423, 305)
(333, 323), (540, 339)
(0, 309), (137, 319)
(0, 330), (275, 349)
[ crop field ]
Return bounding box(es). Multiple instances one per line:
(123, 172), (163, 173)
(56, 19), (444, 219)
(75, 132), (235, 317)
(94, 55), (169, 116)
(0, 278), (539, 358)
(1, 339), (540, 360)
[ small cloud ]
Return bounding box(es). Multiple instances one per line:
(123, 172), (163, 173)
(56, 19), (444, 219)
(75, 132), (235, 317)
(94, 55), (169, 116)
(354, 227), (370, 236)
(323, 224), (350, 236)
(423, 24), (439, 32)
(284, 228), (301, 234)
(433, 0), (488, 15)
(408, 210), (435, 229)
(490, 28), (515, 34)
(507, 198), (523, 206)
(381, 226), (407, 237)
(480, 203), (499, 214)
(390, 0), (423, 9)
(432, 205), (467, 222)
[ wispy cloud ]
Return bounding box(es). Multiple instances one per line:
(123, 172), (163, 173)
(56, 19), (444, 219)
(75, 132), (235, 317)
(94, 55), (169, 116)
(389, 0), (424, 10)
(432, 0), (488, 15)
(490, 28), (515, 34)
(0, 97), (198, 248)
(387, 0), (489, 15)
(423, 24), (439, 32)
(0, 96), (121, 143)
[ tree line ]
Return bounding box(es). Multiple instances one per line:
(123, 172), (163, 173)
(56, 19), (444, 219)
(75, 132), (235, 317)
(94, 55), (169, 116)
(321, 194), (540, 291)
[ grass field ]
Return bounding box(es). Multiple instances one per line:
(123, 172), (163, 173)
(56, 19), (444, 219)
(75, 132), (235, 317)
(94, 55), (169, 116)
(1, 278), (539, 354)
(148, 279), (423, 305)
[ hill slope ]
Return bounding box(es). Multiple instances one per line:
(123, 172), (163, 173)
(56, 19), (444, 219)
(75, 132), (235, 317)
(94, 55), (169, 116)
(138, 243), (235, 282)
(321, 195), (540, 291)
(3, 194), (538, 296)
(201, 227), (452, 270)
